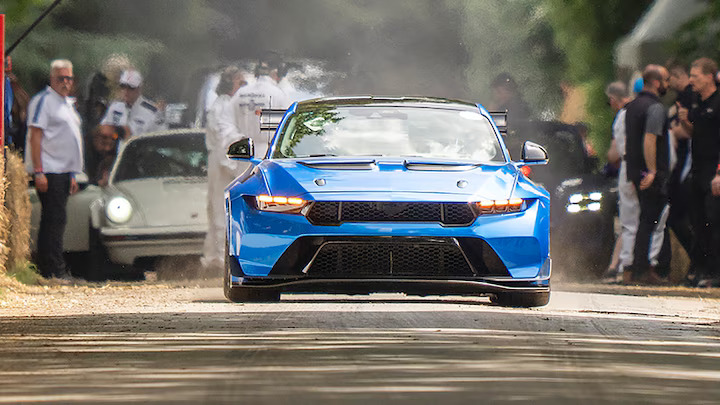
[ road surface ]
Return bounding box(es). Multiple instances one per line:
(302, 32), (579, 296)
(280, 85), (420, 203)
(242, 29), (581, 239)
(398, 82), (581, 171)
(0, 282), (719, 404)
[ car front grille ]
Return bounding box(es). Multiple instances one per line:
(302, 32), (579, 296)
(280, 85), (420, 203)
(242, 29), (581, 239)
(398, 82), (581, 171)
(306, 201), (476, 226)
(306, 239), (475, 277)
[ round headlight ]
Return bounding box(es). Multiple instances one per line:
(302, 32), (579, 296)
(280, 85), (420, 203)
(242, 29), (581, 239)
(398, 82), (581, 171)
(106, 196), (133, 224)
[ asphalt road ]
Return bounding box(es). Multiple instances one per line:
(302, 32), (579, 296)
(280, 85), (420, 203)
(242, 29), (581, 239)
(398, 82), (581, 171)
(0, 286), (719, 404)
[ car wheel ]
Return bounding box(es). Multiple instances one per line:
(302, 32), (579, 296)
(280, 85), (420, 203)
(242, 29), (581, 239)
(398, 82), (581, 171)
(491, 291), (550, 307)
(84, 227), (111, 282)
(224, 241), (280, 303)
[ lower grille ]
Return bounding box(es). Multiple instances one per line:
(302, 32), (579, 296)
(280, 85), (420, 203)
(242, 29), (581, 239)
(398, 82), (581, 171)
(306, 201), (476, 226)
(307, 239), (475, 277)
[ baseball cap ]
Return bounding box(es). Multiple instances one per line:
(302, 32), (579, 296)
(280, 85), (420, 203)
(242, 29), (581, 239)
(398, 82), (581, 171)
(119, 69), (143, 88)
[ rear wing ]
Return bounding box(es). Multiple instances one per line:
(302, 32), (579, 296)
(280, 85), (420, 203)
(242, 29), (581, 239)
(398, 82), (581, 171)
(260, 109), (287, 131)
(488, 111), (507, 135)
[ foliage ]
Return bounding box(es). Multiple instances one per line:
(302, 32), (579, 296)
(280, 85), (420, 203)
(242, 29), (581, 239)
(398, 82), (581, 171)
(544, 0), (652, 157)
(8, 260), (42, 285)
(667, 1), (720, 65)
(449, 0), (567, 115)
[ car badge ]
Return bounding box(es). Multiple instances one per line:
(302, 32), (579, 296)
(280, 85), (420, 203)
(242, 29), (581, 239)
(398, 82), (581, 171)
(457, 180), (468, 188)
(314, 178), (326, 186)
(378, 202), (409, 216)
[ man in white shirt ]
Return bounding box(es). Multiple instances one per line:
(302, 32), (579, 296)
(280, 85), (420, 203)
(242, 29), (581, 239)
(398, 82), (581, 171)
(201, 66), (247, 272)
(99, 69), (166, 146)
(604, 81), (637, 283)
(233, 56), (290, 159)
(25, 59), (84, 280)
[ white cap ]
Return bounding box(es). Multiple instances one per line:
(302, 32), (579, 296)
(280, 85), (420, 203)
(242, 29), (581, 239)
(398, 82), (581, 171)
(119, 69), (143, 88)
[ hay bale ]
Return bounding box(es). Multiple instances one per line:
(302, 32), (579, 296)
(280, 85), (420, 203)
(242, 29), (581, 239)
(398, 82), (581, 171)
(0, 153), (8, 274)
(4, 150), (32, 272)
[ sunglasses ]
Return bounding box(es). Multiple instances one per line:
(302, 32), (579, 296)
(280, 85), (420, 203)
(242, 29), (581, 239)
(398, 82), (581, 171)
(56, 75), (74, 83)
(119, 84), (138, 90)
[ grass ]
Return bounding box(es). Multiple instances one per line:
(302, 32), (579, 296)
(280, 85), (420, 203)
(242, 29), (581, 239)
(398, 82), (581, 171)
(7, 261), (43, 285)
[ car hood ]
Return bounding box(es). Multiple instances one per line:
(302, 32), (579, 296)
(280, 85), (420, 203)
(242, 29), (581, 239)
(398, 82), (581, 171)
(110, 177), (208, 227)
(260, 158), (519, 201)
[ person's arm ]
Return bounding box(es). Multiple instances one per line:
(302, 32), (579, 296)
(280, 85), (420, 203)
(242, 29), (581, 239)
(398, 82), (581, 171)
(677, 102), (693, 133)
(30, 127), (48, 193)
(670, 120), (691, 140)
(607, 139), (620, 167)
(639, 103), (664, 190)
(712, 162), (720, 196)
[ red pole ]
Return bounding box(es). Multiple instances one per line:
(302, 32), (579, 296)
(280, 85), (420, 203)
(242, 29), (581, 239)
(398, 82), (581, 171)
(1, 14), (5, 149)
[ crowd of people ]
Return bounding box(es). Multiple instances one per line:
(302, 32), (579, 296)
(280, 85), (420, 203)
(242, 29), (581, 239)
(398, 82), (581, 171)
(2, 51), (306, 280)
(4, 50), (719, 285)
(604, 58), (720, 288)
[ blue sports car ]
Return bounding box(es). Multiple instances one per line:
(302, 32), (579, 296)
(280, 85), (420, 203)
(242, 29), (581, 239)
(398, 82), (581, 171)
(223, 96), (551, 307)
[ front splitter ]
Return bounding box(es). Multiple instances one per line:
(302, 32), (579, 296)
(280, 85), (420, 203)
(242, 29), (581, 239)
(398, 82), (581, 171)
(229, 276), (549, 296)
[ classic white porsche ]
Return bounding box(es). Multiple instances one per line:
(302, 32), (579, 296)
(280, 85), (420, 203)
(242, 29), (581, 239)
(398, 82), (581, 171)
(30, 129), (209, 280)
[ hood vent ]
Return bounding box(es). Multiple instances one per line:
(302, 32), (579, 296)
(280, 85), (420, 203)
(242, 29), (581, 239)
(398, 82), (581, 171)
(404, 163), (478, 171)
(300, 159), (375, 170)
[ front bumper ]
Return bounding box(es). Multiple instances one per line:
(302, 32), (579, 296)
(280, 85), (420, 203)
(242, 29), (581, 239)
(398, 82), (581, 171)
(227, 196), (550, 280)
(100, 225), (205, 265)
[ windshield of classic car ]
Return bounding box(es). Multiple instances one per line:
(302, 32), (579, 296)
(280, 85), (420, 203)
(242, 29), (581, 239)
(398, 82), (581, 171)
(113, 133), (208, 182)
(274, 106), (504, 162)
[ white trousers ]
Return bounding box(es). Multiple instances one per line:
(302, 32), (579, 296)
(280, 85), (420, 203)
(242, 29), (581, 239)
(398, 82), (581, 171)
(201, 157), (249, 268)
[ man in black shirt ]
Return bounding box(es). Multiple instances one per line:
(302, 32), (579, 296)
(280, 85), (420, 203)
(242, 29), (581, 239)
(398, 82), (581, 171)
(678, 57), (720, 287)
(666, 62), (695, 265)
(623, 65), (671, 284)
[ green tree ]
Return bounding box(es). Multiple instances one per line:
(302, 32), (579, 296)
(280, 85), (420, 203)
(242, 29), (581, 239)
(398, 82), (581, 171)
(544, 0), (652, 157)
(667, 1), (720, 65)
(450, 0), (567, 115)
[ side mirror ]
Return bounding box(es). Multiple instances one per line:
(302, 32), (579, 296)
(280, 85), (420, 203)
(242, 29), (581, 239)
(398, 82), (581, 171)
(227, 138), (254, 160)
(521, 141), (548, 165)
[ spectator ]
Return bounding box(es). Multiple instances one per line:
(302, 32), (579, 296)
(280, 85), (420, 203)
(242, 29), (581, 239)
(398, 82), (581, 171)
(24, 59), (84, 281)
(202, 66), (247, 273)
(678, 57), (720, 287)
(232, 55), (290, 159)
(89, 126), (118, 187)
(490, 73), (532, 127)
(623, 64), (672, 285)
(603, 81), (636, 283)
(99, 69), (167, 148)
(4, 57), (30, 152)
(666, 60), (695, 266)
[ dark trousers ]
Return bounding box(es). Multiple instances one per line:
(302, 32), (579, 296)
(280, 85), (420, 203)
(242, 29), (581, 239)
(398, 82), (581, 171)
(689, 171), (720, 278)
(37, 173), (71, 278)
(629, 181), (669, 276)
(668, 178), (694, 256)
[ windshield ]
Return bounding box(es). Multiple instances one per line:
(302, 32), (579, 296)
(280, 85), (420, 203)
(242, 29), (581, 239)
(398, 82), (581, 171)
(273, 106), (504, 162)
(113, 132), (208, 182)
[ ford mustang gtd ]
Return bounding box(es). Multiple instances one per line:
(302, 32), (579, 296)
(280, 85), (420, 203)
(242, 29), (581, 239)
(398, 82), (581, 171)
(223, 97), (551, 307)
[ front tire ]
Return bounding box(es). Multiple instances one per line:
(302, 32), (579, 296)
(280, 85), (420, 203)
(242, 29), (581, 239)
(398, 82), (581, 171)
(224, 241), (280, 303)
(84, 227), (111, 281)
(491, 291), (550, 307)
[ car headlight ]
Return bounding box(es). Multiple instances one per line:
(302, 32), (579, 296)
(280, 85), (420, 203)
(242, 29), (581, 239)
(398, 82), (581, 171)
(106, 196), (133, 224)
(565, 191), (603, 214)
(473, 198), (529, 215)
(252, 195), (309, 214)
